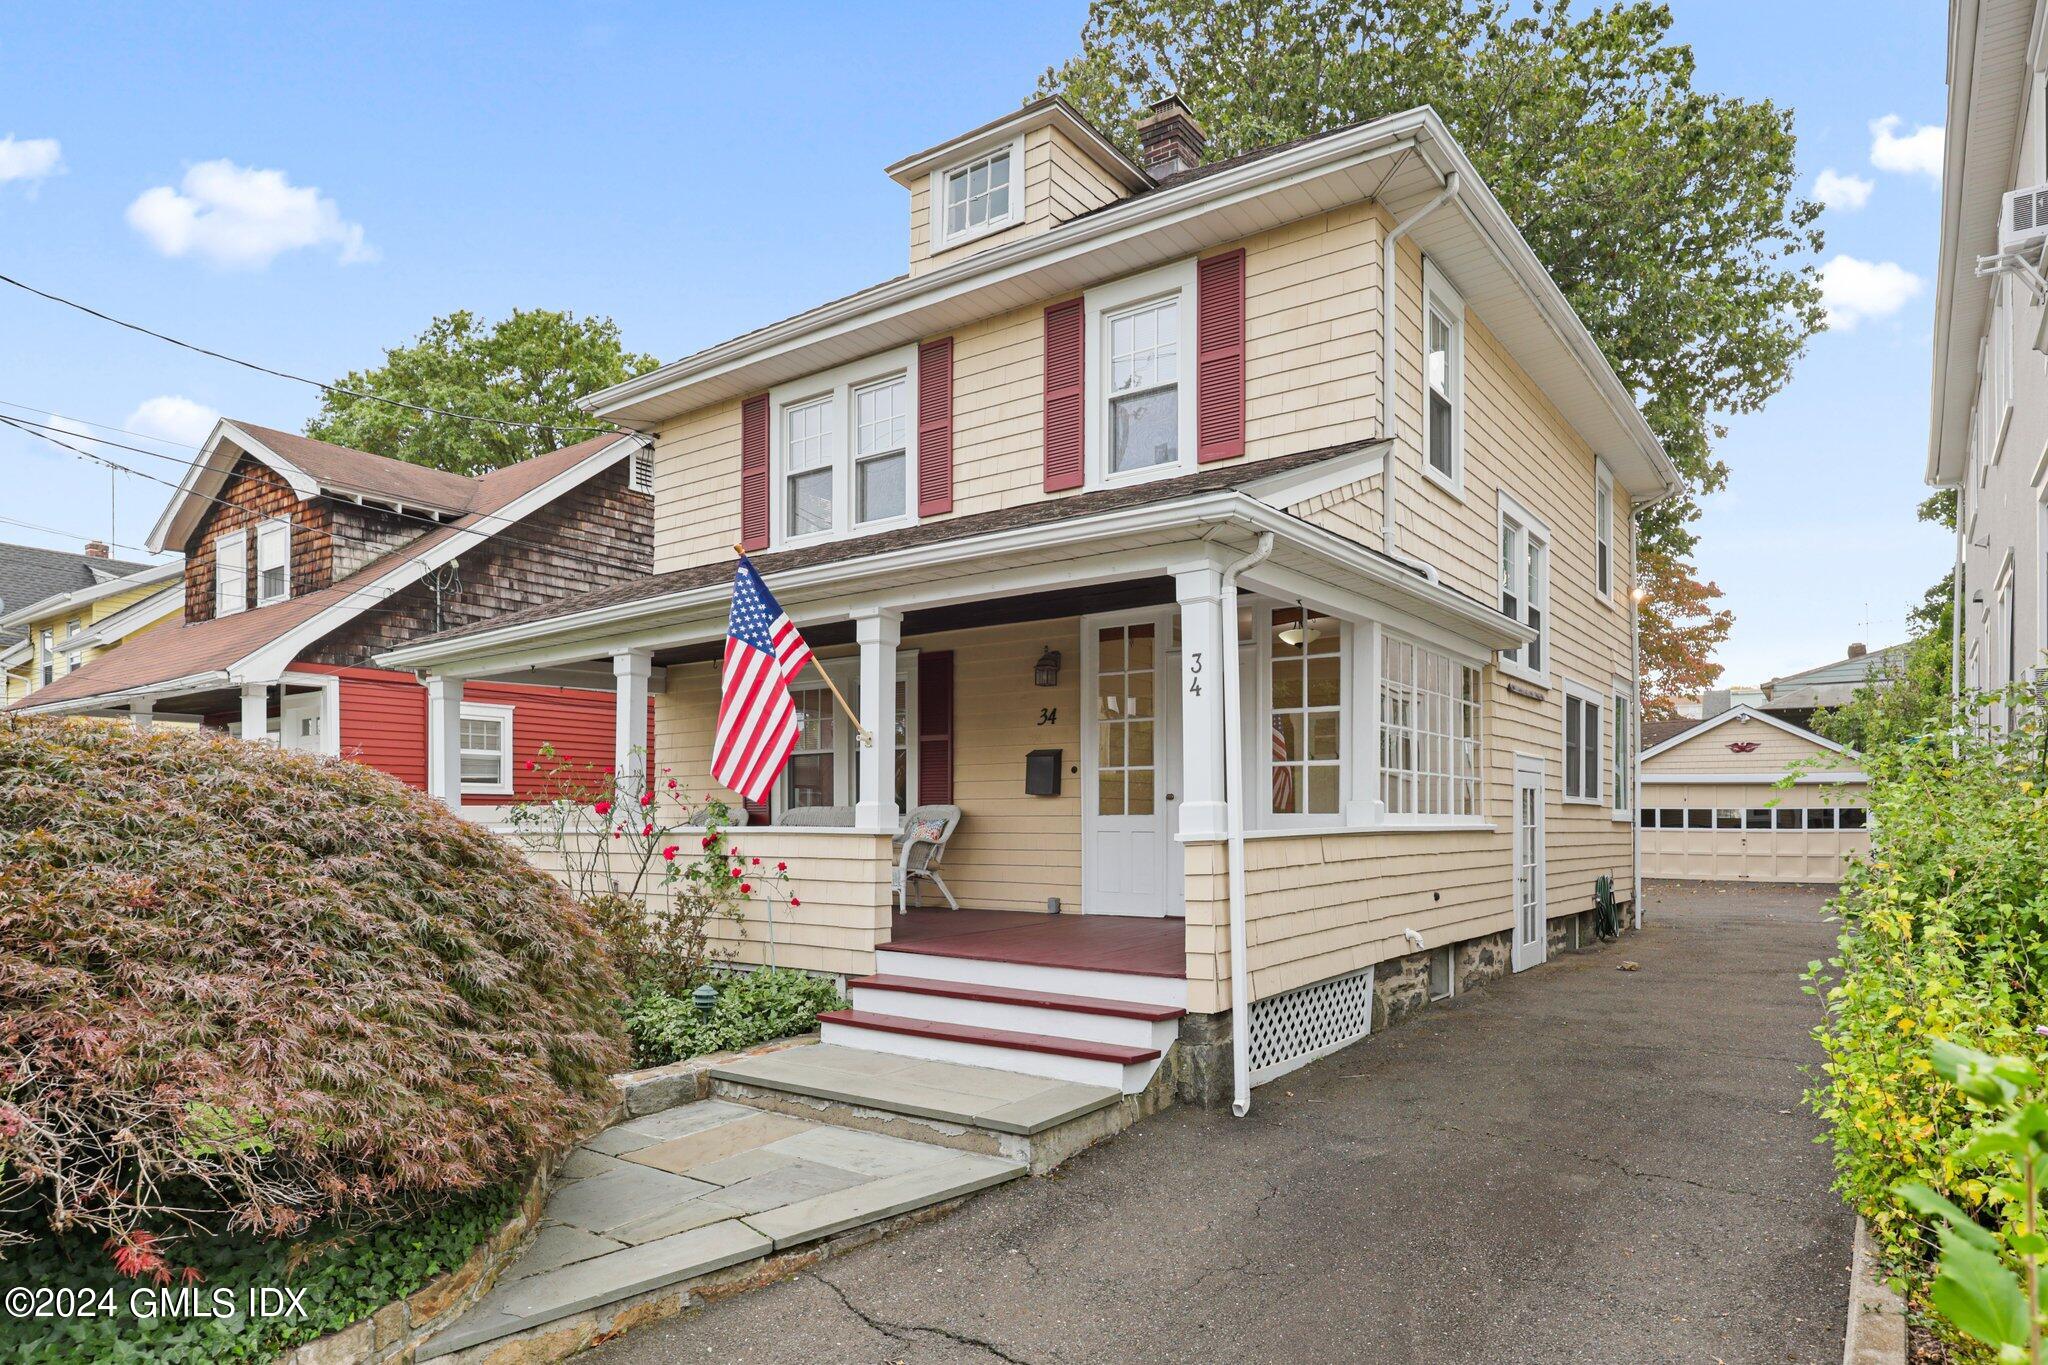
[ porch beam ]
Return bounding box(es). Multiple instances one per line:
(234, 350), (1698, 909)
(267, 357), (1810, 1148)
(612, 648), (653, 805)
(424, 672), (465, 808)
(1173, 563), (1231, 840)
(853, 607), (901, 833)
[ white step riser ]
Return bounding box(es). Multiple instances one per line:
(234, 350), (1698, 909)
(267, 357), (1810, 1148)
(819, 1020), (1157, 1093)
(874, 949), (1188, 1009)
(848, 986), (1179, 1052)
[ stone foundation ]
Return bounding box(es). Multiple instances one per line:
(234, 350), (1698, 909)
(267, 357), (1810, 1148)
(1456, 929), (1510, 993)
(1164, 1009), (1234, 1109)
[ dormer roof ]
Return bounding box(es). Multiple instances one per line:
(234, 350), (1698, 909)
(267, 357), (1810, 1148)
(884, 95), (1151, 192)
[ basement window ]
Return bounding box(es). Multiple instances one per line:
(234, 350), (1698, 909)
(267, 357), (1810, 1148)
(1427, 946), (1454, 1001)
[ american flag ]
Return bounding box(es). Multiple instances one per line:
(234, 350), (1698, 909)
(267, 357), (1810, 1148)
(712, 557), (816, 802)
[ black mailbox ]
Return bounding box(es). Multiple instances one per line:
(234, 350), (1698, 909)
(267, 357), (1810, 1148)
(1025, 748), (1062, 796)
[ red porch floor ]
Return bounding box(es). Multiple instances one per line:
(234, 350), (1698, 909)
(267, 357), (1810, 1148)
(886, 908), (1185, 979)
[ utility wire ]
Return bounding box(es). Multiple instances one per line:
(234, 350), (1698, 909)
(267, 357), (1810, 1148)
(0, 513), (162, 559)
(0, 270), (626, 438)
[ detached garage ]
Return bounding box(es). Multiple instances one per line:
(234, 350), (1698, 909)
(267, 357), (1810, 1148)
(1638, 705), (1869, 885)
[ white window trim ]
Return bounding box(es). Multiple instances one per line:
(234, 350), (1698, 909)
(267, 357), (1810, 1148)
(1253, 601), (1350, 828)
(1495, 489), (1551, 686)
(458, 701), (516, 796)
(1593, 460), (1617, 607)
(1420, 258), (1467, 498)
(1609, 674), (1633, 821)
(1371, 624), (1489, 829)
(1084, 257), (1198, 491)
(215, 528), (247, 617)
(769, 345), (920, 551)
(928, 135), (1024, 253)
(1561, 679), (1604, 806)
(255, 517), (292, 607)
(769, 650), (919, 822)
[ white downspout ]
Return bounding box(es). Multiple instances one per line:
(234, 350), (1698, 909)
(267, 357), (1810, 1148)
(1630, 518), (1644, 930)
(1951, 495), (1966, 701)
(1224, 531), (1275, 1118)
(1379, 171), (1460, 558)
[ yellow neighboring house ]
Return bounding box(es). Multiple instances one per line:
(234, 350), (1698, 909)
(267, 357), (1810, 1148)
(1, 554), (184, 705)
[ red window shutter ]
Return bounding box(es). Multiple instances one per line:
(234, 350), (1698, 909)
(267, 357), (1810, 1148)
(740, 393), (771, 551)
(917, 650), (954, 804)
(1196, 248), (1247, 463)
(918, 337), (954, 516)
(1042, 299), (1085, 491)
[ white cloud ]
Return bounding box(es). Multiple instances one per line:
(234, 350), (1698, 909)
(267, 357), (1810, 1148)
(1813, 168), (1874, 211)
(1820, 255), (1925, 329)
(1869, 115), (1944, 179)
(126, 160), (376, 269)
(0, 136), (63, 189)
(124, 395), (220, 449)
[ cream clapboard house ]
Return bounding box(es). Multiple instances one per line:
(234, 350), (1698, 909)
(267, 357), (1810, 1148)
(384, 97), (1680, 1110)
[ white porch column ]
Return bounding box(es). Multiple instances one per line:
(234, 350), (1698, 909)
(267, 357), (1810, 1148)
(612, 648), (653, 805)
(1174, 564), (1231, 840)
(853, 607), (901, 833)
(130, 698), (154, 733)
(425, 673), (465, 808)
(238, 681), (270, 745)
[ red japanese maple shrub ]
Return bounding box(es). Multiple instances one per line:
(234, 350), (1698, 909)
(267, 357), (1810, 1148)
(0, 716), (625, 1256)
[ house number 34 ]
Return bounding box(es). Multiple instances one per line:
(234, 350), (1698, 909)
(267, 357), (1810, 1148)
(1186, 650), (1203, 696)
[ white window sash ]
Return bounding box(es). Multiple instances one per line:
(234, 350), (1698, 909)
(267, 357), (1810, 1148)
(771, 652), (919, 822)
(1561, 684), (1603, 804)
(1374, 628), (1483, 824)
(930, 137), (1022, 251)
(769, 347), (920, 550)
(1257, 603), (1347, 824)
(1420, 258), (1466, 493)
(255, 518), (292, 606)
(1495, 491), (1551, 683)
(1083, 258), (1198, 490)
(457, 702), (515, 796)
(215, 530), (247, 617)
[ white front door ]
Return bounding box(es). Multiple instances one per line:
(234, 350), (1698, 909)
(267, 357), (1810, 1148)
(1512, 756), (1547, 971)
(280, 691), (325, 754)
(1083, 611), (1181, 917)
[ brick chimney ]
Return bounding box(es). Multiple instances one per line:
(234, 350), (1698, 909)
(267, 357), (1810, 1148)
(1846, 642), (1867, 658)
(84, 539), (109, 559)
(1137, 95), (1206, 177)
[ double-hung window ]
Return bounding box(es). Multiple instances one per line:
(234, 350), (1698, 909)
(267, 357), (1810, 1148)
(1498, 494), (1549, 678)
(38, 628), (53, 686)
(1611, 684), (1631, 816)
(1562, 685), (1601, 803)
(1106, 297), (1181, 475)
(1422, 260), (1465, 490)
(1266, 606), (1343, 818)
(255, 518), (291, 606)
(1594, 463), (1615, 600)
(772, 348), (918, 547)
(1378, 632), (1483, 820)
(774, 656), (916, 819)
(934, 143), (1016, 249)
(458, 703), (514, 795)
(214, 529), (247, 617)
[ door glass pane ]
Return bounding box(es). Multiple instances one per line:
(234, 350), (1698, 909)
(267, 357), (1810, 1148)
(1095, 623), (1159, 822)
(1127, 768), (1154, 816)
(1098, 768), (1124, 815)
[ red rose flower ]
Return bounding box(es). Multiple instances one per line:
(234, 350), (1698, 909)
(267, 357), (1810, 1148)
(751, 857), (760, 865)
(641, 823), (654, 836)
(592, 800), (612, 816)
(789, 896), (801, 907)
(662, 845), (679, 861)
(639, 791), (653, 807)
(739, 882), (752, 894)
(701, 835), (714, 849)
(667, 778), (678, 790)
(776, 861), (787, 872)
(524, 759), (537, 772)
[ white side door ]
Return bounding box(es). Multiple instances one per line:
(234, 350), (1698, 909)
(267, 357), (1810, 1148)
(1082, 611), (1181, 917)
(279, 691), (325, 754)
(1512, 755), (1547, 971)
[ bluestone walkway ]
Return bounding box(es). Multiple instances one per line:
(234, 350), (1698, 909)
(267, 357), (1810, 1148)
(587, 882), (1853, 1364)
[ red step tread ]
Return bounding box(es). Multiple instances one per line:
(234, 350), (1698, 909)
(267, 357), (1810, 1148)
(818, 1009), (1162, 1064)
(851, 974), (1184, 1022)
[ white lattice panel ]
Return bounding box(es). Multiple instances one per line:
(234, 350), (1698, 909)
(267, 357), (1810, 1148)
(1246, 966), (1376, 1086)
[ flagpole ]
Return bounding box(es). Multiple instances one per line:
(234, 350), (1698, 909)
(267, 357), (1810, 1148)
(734, 545), (873, 747)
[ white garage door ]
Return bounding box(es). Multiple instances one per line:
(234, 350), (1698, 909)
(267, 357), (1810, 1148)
(1639, 787), (1869, 884)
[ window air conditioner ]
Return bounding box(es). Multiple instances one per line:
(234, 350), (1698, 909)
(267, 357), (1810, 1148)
(2001, 186), (2048, 254)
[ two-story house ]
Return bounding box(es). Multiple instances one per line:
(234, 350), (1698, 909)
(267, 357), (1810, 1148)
(0, 541), (175, 704)
(383, 97), (1681, 1111)
(10, 418), (655, 805)
(1931, 0), (2048, 714)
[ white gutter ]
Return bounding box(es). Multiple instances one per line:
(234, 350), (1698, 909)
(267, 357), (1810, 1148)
(1378, 170), (1460, 557)
(1223, 531), (1275, 1118)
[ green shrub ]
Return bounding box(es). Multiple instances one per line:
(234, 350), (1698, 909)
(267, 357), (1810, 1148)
(0, 717), (627, 1273)
(1807, 694), (2048, 1298)
(623, 969), (845, 1068)
(0, 1185), (516, 1363)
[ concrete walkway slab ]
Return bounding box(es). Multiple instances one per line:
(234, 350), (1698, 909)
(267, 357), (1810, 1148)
(713, 1044), (1120, 1134)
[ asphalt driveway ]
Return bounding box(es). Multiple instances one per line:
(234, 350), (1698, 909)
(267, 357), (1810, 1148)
(590, 881), (1851, 1364)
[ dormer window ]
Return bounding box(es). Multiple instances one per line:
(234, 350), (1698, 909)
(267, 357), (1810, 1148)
(255, 518), (292, 606)
(214, 529), (247, 617)
(934, 141), (1018, 250)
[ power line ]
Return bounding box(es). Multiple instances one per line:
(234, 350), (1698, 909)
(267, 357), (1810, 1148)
(0, 270), (625, 439)
(0, 514), (162, 558)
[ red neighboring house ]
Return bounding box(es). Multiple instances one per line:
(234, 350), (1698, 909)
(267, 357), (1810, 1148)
(10, 418), (655, 804)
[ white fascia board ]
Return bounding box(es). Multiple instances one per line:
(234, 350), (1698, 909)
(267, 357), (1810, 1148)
(66, 586), (185, 647)
(16, 670), (232, 715)
(1242, 445), (1387, 506)
(1640, 771), (1869, 786)
(1637, 703), (1853, 762)
(376, 485), (1531, 676)
(148, 420), (321, 553)
(231, 435), (638, 684)
(0, 559), (183, 631)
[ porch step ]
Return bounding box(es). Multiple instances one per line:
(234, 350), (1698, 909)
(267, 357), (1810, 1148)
(849, 974), (1184, 1052)
(819, 1009), (1159, 1093)
(874, 946), (1187, 1010)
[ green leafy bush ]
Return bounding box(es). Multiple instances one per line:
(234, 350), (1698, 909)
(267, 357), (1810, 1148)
(0, 717), (626, 1271)
(0, 1185), (515, 1363)
(1807, 692), (2048, 1322)
(623, 969), (845, 1068)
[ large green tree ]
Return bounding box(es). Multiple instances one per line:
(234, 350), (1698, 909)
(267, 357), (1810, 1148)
(1039, 0), (1826, 563)
(305, 309), (658, 474)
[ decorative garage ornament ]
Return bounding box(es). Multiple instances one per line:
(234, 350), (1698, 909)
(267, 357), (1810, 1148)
(1727, 740), (1760, 752)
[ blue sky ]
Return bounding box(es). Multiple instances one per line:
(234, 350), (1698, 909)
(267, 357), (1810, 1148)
(0, 1), (1948, 686)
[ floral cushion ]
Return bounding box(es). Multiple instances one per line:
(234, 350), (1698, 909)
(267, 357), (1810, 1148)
(909, 817), (949, 844)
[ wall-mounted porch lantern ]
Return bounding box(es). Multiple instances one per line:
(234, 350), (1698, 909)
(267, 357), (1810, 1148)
(1034, 648), (1062, 687)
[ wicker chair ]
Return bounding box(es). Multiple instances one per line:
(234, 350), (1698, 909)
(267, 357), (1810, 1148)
(894, 805), (963, 913)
